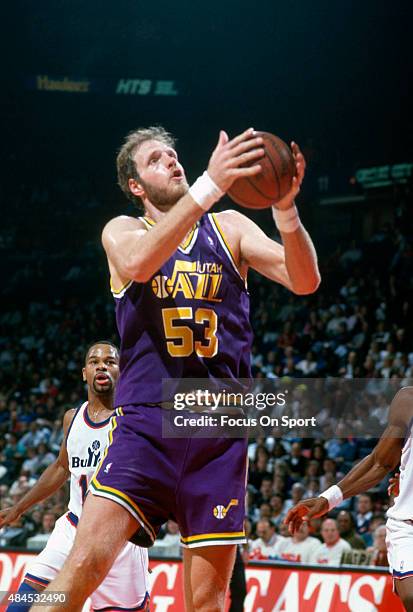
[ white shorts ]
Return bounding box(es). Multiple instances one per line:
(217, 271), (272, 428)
(25, 512), (150, 611)
(386, 517), (413, 582)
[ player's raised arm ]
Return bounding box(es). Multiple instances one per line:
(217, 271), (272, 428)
(233, 142), (320, 294)
(102, 128), (264, 284)
(285, 387), (412, 534)
(0, 410), (74, 528)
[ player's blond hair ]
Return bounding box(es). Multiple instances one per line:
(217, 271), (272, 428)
(116, 126), (175, 206)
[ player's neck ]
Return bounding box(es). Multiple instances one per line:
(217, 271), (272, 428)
(87, 395), (113, 420)
(143, 201), (175, 221)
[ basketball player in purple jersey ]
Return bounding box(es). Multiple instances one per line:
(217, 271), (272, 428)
(38, 127), (320, 612)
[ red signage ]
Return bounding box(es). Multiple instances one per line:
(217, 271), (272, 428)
(0, 551), (403, 611)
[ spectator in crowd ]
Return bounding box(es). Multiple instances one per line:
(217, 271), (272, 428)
(337, 510), (366, 550)
(269, 494), (286, 528)
(319, 458), (341, 491)
(363, 515), (387, 548)
(249, 519), (285, 560)
(255, 476), (273, 506)
(272, 474), (287, 497)
(355, 493), (374, 540)
(286, 442), (307, 479)
(305, 478), (320, 498)
(274, 521), (322, 563)
(41, 511), (56, 534)
(367, 525), (389, 567)
(19, 422), (49, 450)
(249, 449), (272, 490)
(33, 443), (56, 475)
(0, 515), (29, 547)
(153, 520), (181, 557)
(308, 517), (323, 541)
(25, 511), (57, 550)
(257, 502), (272, 521)
(295, 351), (318, 376)
(285, 482), (306, 512)
(21, 447), (40, 477)
(313, 518), (352, 565)
(48, 419), (64, 453)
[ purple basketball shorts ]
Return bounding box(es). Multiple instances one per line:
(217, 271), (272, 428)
(90, 405), (248, 548)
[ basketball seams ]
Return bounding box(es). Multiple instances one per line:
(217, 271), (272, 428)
(227, 131), (294, 208)
(229, 148), (278, 204)
(267, 133), (295, 179)
(262, 144), (281, 201)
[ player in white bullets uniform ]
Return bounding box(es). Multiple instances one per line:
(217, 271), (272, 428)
(0, 341), (149, 612)
(285, 386), (413, 611)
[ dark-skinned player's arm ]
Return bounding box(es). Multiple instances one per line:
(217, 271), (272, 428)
(224, 143), (320, 295)
(102, 129), (264, 284)
(0, 409), (75, 528)
(284, 387), (412, 534)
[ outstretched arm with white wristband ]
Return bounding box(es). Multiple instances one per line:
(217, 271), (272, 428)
(284, 387), (412, 535)
(270, 142), (320, 294)
(215, 141), (320, 294)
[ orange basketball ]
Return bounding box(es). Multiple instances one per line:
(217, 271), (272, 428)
(227, 131), (296, 209)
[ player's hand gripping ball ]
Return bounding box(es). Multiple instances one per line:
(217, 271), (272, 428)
(227, 132), (296, 209)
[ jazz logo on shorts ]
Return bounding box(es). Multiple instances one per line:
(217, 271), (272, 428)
(213, 499), (238, 520)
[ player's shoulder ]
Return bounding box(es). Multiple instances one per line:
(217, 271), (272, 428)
(63, 407), (78, 435)
(389, 386), (413, 424)
(102, 215), (146, 244)
(213, 209), (253, 239)
(393, 386), (413, 404)
(397, 385), (413, 398)
(214, 209), (248, 224)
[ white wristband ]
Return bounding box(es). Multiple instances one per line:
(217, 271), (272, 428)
(272, 204), (301, 233)
(189, 171), (224, 211)
(319, 485), (344, 510)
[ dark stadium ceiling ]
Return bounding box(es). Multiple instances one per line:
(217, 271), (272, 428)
(3, 0), (412, 172)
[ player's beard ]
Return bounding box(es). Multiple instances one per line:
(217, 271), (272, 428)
(140, 178), (189, 209)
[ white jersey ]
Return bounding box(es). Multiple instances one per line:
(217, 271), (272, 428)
(387, 419), (413, 521)
(312, 538), (351, 565)
(66, 401), (116, 517)
(274, 536), (322, 564)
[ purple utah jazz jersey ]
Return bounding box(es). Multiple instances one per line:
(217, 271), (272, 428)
(112, 213), (253, 405)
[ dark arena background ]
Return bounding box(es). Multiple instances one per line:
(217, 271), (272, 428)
(1, 1), (412, 610)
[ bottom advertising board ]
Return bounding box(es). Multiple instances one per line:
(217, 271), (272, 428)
(0, 551), (403, 611)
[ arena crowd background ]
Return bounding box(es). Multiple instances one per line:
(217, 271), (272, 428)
(1, 0), (412, 586)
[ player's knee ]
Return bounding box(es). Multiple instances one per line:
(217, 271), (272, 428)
(191, 577), (226, 612)
(192, 594), (223, 612)
(69, 545), (112, 584)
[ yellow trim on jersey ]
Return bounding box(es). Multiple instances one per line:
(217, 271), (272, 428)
(110, 277), (133, 296)
(142, 216), (155, 228)
(142, 216), (198, 254)
(181, 531), (245, 543)
(91, 410), (156, 540)
(91, 477), (156, 541)
(180, 225), (197, 251)
(210, 213), (237, 263)
(209, 213), (244, 281)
